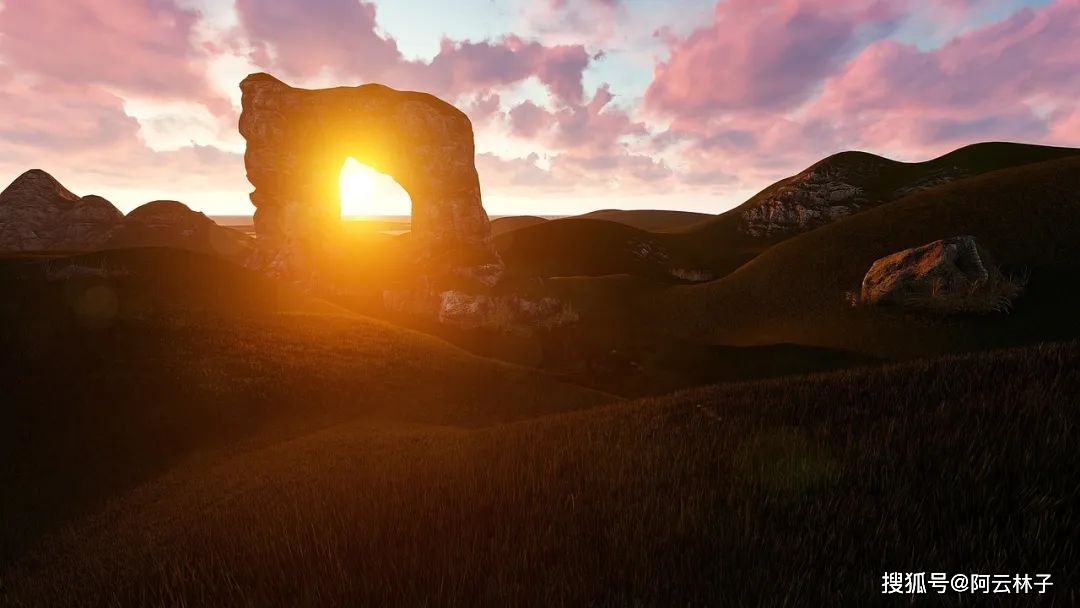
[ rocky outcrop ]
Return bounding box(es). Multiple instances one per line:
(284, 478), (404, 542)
(383, 286), (578, 331)
(238, 72), (502, 287)
(860, 236), (1022, 313)
(106, 200), (253, 261)
(0, 169), (123, 251)
(739, 158), (881, 238)
(626, 238), (714, 282)
(737, 153), (969, 239)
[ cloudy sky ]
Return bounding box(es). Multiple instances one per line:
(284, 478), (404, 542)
(0, 0), (1076, 216)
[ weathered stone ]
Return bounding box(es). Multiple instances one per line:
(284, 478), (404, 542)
(738, 155), (967, 239)
(0, 169), (123, 251)
(739, 163), (873, 238)
(437, 290), (578, 331)
(238, 73), (502, 286)
(860, 236), (1018, 311)
(382, 286), (577, 331)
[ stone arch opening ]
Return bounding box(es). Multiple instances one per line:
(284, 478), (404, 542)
(238, 72), (503, 288)
(338, 157), (411, 219)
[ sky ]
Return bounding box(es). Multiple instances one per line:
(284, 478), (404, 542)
(0, 0), (1076, 217)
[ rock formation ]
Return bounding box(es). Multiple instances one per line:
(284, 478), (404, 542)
(739, 155), (883, 238)
(106, 200), (253, 261)
(737, 153), (968, 239)
(238, 73), (503, 287)
(860, 236), (1022, 313)
(0, 169), (123, 251)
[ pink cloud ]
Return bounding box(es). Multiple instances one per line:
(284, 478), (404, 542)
(0, 0), (228, 114)
(537, 0), (624, 40)
(507, 85), (648, 152)
(807, 0), (1080, 154)
(235, 0), (400, 81)
(478, 149), (673, 197)
(462, 92), (503, 126)
(645, 0), (906, 118)
(508, 101), (550, 138)
(405, 37), (591, 104)
(0, 76), (244, 207)
(548, 0), (620, 8)
(234, 1), (593, 104)
(640, 0), (1080, 199)
(1051, 109), (1080, 141)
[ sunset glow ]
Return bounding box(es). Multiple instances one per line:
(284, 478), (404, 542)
(0, 0), (1076, 218)
(338, 157), (411, 217)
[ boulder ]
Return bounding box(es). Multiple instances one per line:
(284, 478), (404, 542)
(860, 236), (1020, 312)
(238, 73), (502, 287)
(0, 169), (123, 251)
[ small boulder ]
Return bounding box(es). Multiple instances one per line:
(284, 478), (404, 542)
(860, 236), (1022, 313)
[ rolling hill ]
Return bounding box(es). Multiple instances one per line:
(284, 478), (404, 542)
(5, 340), (1077, 606)
(646, 154), (1080, 360)
(0, 248), (612, 562)
(105, 200), (254, 261)
(490, 143), (1080, 284)
(674, 141), (1080, 277)
(574, 209), (713, 231)
(490, 215), (549, 235)
(495, 218), (715, 282)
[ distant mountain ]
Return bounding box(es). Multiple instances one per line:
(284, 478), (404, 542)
(107, 200), (253, 261)
(575, 209), (713, 232)
(0, 169), (123, 251)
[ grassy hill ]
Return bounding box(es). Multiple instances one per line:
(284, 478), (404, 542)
(495, 218), (715, 282)
(5, 340), (1077, 606)
(491, 144), (1080, 285)
(574, 209), (713, 231)
(4, 142), (1080, 606)
(675, 142), (1080, 277)
(490, 215), (549, 235)
(0, 248), (612, 562)
(646, 155), (1080, 360)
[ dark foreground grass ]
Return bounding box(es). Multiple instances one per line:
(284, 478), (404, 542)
(0, 252), (612, 564)
(4, 341), (1078, 607)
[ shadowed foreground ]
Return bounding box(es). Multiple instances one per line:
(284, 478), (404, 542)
(4, 340), (1078, 607)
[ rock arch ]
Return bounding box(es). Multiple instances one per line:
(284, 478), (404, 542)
(238, 73), (502, 286)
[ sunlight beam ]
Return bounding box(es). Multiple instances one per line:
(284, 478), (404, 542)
(338, 157), (411, 218)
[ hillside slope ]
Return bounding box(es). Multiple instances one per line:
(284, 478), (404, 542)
(490, 215), (549, 235)
(0, 248), (613, 562)
(648, 155), (1080, 359)
(495, 218), (715, 282)
(677, 142), (1080, 277)
(5, 340), (1077, 606)
(492, 144), (1080, 284)
(575, 209), (713, 231)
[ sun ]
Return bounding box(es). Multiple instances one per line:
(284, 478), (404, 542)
(338, 157), (411, 218)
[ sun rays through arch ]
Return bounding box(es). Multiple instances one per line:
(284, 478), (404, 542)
(338, 157), (411, 218)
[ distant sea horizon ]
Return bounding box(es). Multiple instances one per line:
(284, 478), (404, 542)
(210, 214), (569, 226)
